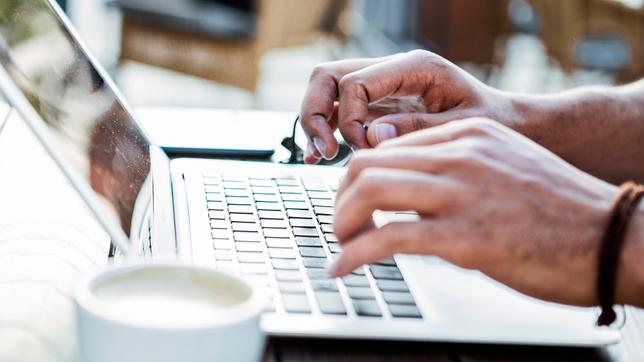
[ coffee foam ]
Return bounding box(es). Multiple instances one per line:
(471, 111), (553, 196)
(91, 267), (251, 328)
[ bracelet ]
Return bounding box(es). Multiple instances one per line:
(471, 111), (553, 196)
(596, 182), (644, 326)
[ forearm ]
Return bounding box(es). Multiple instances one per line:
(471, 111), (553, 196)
(507, 80), (644, 184)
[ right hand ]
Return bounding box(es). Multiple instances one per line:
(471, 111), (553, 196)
(299, 50), (520, 164)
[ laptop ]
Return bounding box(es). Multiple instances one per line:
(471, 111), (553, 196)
(0, 0), (620, 346)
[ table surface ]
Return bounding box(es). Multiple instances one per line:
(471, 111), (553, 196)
(1, 106), (643, 362)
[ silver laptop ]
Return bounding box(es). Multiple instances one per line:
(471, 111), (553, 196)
(0, 0), (620, 346)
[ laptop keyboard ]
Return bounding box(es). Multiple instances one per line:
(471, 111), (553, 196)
(203, 173), (422, 320)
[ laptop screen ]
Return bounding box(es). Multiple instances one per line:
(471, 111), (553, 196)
(0, 0), (152, 238)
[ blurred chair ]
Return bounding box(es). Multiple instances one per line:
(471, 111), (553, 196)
(529, 0), (644, 81)
(118, 0), (349, 91)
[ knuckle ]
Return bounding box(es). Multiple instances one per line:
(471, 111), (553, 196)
(354, 168), (384, 196)
(309, 63), (333, 80)
(346, 149), (371, 178)
(338, 73), (364, 93)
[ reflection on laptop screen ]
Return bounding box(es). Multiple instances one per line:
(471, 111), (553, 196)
(0, 0), (151, 236)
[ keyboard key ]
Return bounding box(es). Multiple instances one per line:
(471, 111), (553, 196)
(314, 206), (334, 215)
(224, 188), (249, 197)
(261, 219), (288, 228)
(232, 222), (259, 232)
(311, 279), (338, 292)
(282, 294), (311, 313)
(324, 233), (338, 242)
(317, 215), (333, 224)
(311, 199), (334, 207)
(269, 248), (297, 259)
(236, 242), (264, 252)
(265, 238), (292, 249)
(237, 252), (265, 264)
(258, 210), (283, 219)
(214, 250), (233, 261)
(295, 237), (322, 247)
(204, 186), (222, 194)
(206, 193), (223, 201)
(346, 287), (375, 300)
(351, 268), (366, 276)
(307, 269), (331, 280)
(279, 281), (305, 294)
(223, 181), (247, 189)
(281, 194), (306, 202)
(287, 210), (313, 219)
(272, 259), (299, 270)
(274, 270), (302, 282)
(254, 194), (279, 203)
(292, 227), (319, 237)
(203, 177), (221, 185)
(228, 205), (254, 214)
(301, 257), (328, 269)
(278, 186), (302, 194)
(342, 275), (370, 287)
(389, 304), (422, 318)
(251, 187), (275, 195)
(289, 218), (316, 227)
(227, 196), (251, 205)
(315, 292), (346, 315)
(250, 179), (273, 187)
(308, 191), (332, 199)
(230, 213), (255, 223)
(208, 201), (224, 210)
(370, 266), (403, 280)
(302, 179), (327, 191)
(213, 239), (233, 250)
(233, 232), (262, 242)
(222, 175), (247, 182)
(210, 220), (228, 229)
(376, 258), (397, 267)
(320, 224), (334, 233)
(376, 280), (409, 292)
(328, 243), (342, 254)
(284, 201), (308, 210)
(382, 291), (416, 305)
(211, 229), (231, 239)
(263, 228), (291, 238)
(256, 202), (281, 211)
(275, 178), (299, 186)
(353, 300), (382, 317)
(299, 247), (326, 258)
(209, 210), (226, 220)
(239, 263), (268, 275)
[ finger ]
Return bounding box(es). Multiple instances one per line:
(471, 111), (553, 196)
(303, 142), (321, 164)
(300, 58), (391, 160)
(333, 168), (452, 242)
(328, 220), (443, 277)
(336, 53), (440, 150)
(335, 145), (461, 199)
(377, 117), (497, 149)
(366, 111), (463, 146)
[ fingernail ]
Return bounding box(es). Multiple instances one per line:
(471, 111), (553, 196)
(305, 142), (321, 164)
(374, 124), (397, 144)
(313, 137), (330, 160)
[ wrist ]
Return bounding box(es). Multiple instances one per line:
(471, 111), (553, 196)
(615, 203), (644, 307)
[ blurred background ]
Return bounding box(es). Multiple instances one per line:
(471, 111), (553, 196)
(57, 0), (644, 112)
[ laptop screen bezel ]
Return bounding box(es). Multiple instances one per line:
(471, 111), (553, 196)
(0, 0), (177, 256)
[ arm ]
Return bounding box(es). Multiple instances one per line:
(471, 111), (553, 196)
(510, 80), (644, 184)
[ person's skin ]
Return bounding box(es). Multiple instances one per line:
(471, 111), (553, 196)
(298, 50), (644, 308)
(300, 50), (644, 185)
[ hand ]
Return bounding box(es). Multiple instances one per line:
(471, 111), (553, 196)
(299, 50), (518, 164)
(329, 118), (627, 306)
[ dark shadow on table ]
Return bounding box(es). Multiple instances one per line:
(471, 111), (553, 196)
(266, 338), (613, 362)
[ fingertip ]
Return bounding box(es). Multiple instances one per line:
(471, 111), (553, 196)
(366, 123), (397, 147)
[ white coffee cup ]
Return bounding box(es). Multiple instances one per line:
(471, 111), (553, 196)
(74, 263), (266, 362)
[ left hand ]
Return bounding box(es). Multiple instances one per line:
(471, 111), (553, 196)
(329, 118), (618, 306)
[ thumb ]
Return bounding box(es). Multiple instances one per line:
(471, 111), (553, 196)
(366, 112), (460, 147)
